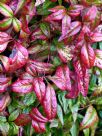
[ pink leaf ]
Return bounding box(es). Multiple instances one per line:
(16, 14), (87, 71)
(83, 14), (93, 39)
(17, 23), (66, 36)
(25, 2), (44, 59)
(42, 84), (57, 120)
(12, 79), (33, 94)
(62, 15), (71, 36)
(32, 120), (46, 133)
(81, 43), (95, 68)
(33, 77), (46, 103)
(30, 108), (48, 123)
(48, 65), (71, 91)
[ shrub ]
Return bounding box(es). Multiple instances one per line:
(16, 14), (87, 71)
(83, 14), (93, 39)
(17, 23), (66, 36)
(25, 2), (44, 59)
(0, 0), (102, 135)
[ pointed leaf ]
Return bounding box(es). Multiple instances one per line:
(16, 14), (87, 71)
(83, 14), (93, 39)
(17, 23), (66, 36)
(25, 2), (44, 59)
(0, 18), (12, 30)
(32, 120), (46, 133)
(33, 77), (46, 103)
(12, 80), (33, 94)
(30, 108), (48, 123)
(0, 2), (13, 17)
(13, 18), (22, 32)
(42, 84), (57, 120)
(81, 43), (95, 68)
(80, 105), (99, 129)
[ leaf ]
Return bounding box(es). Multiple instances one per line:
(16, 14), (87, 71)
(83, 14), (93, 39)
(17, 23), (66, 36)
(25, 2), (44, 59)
(42, 84), (57, 120)
(32, 120), (46, 133)
(0, 18), (12, 30)
(33, 77), (46, 103)
(58, 92), (69, 114)
(0, 122), (9, 136)
(68, 4), (83, 17)
(62, 15), (71, 36)
(0, 76), (11, 93)
(57, 104), (64, 125)
(50, 119), (58, 128)
(81, 43), (95, 68)
(0, 55), (10, 72)
(40, 22), (50, 38)
(13, 18), (22, 32)
(9, 41), (28, 71)
(82, 5), (101, 29)
(0, 2), (13, 17)
(30, 108), (48, 123)
(12, 80), (33, 94)
(83, 128), (90, 136)
(48, 65), (71, 91)
(8, 122), (19, 136)
(23, 92), (36, 106)
(70, 121), (79, 136)
(90, 32), (102, 42)
(73, 58), (89, 96)
(59, 21), (81, 41)
(45, 9), (65, 21)
(8, 109), (19, 121)
(94, 49), (102, 69)
(14, 114), (31, 126)
(80, 105), (99, 130)
(0, 116), (6, 122)
(14, 0), (26, 14)
(35, 0), (45, 7)
(26, 60), (54, 75)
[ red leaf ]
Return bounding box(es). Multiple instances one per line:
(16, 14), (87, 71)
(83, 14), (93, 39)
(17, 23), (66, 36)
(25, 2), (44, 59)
(62, 15), (71, 36)
(26, 60), (54, 75)
(14, 114), (31, 126)
(30, 108), (48, 123)
(9, 41), (28, 71)
(33, 77), (46, 103)
(45, 9), (66, 22)
(42, 84), (57, 120)
(32, 120), (46, 133)
(59, 21), (81, 41)
(73, 58), (89, 96)
(48, 65), (71, 91)
(80, 43), (95, 68)
(12, 79), (33, 94)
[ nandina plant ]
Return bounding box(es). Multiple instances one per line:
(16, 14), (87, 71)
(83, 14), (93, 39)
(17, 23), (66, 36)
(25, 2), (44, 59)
(0, 0), (102, 136)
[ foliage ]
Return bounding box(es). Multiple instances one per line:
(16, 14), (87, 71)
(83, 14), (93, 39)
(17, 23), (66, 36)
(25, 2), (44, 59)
(0, 0), (102, 135)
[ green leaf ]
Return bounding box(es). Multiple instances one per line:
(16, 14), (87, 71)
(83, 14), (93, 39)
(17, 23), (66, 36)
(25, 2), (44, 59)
(0, 2), (13, 17)
(80, 105), (99, 130)
(0, 18), (12, 30)
(40, 22), (50, 37)
(8, 122), (19, 136)
(83, 128), (90, 136)
(58, 92), (69, 114)
(8, 109), (19, 121)
(99, 42), (102, 49)
(0, 116), (7, 122)
(58, 0), (62, 5)
(50, 119), (58, 128)
(13, 18), (22, 32)
(71, 103), (79, 122)
(23, 92), (36, 106)
(70, 121), (79, 136)
(0, 122), (9, 136)
(57, 104), (64, 125)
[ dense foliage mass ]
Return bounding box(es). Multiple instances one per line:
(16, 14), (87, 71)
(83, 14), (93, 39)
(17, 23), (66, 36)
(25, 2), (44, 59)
(0, 0), (102, 135)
